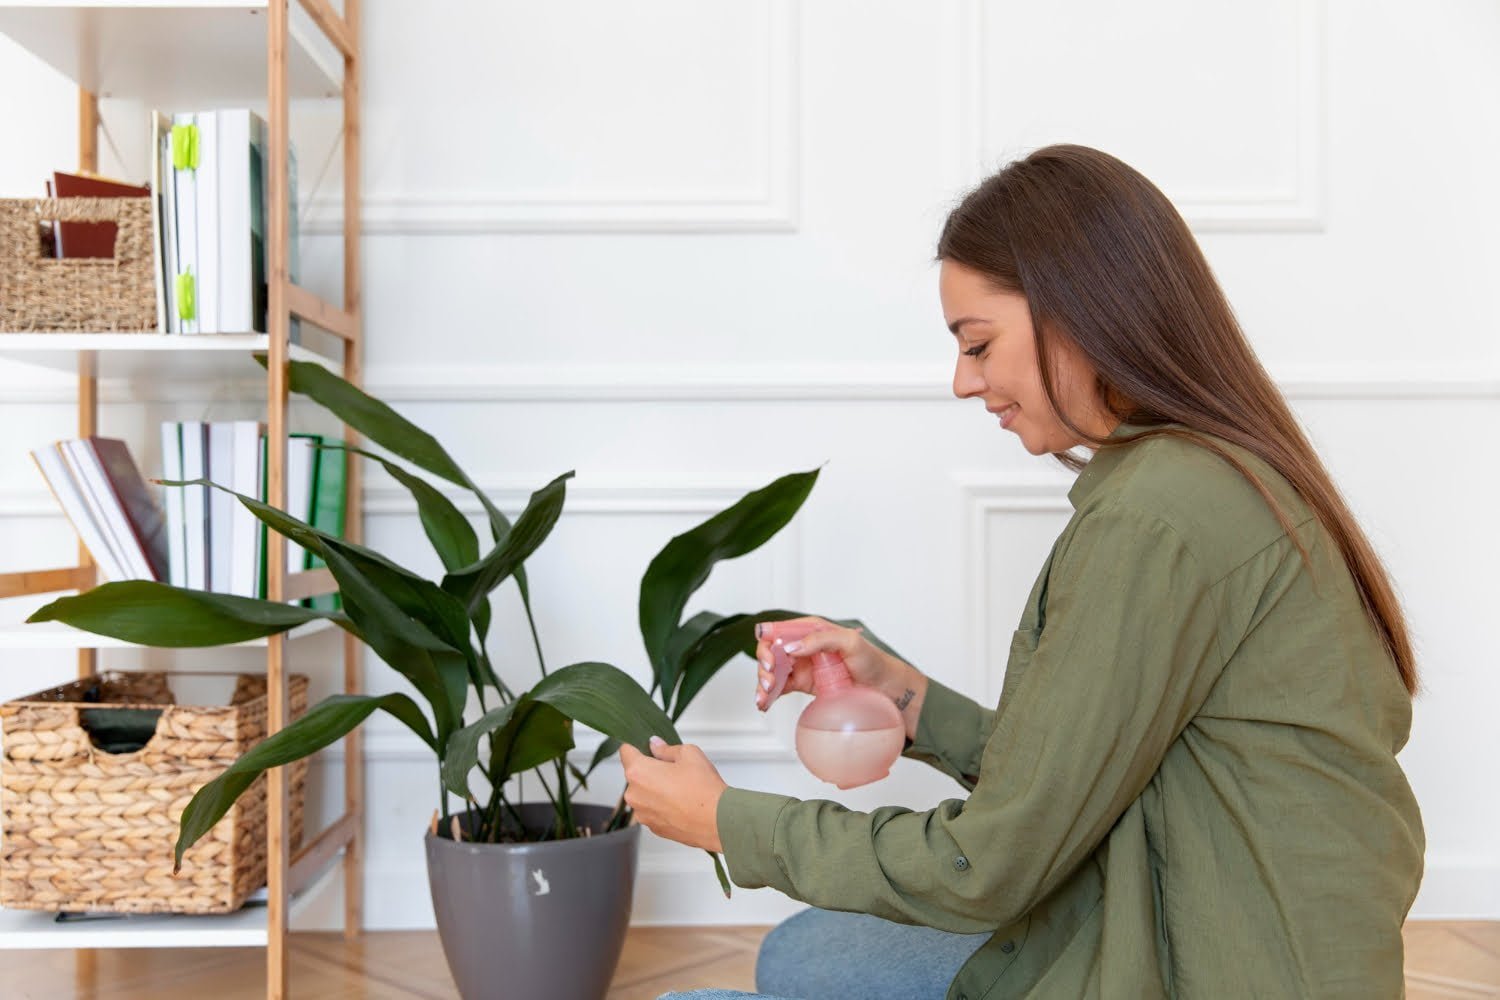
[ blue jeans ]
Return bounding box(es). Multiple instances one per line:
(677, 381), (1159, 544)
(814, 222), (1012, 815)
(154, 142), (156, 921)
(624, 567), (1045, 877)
(657, 907), (991, 1000)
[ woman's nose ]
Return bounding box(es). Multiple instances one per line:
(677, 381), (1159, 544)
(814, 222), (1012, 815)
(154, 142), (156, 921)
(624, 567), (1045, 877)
(952, 361), (985, 399)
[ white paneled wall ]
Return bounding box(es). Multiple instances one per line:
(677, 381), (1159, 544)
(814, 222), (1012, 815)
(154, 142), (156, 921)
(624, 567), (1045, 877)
(1, 0), (1496, 928)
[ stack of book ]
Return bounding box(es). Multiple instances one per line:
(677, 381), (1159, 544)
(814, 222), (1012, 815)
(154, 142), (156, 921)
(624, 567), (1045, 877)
(152, 109), (301, 336)
(44, 107), (300, 337)
(32, 427), (345, 610)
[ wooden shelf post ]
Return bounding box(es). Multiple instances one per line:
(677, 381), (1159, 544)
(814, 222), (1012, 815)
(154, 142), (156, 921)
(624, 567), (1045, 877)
(341, 0), (366, 943)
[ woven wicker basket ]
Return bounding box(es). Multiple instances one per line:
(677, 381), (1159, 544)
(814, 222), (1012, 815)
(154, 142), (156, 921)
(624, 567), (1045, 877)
(0, 671), (308, 915)
(0, 197), (157, 332)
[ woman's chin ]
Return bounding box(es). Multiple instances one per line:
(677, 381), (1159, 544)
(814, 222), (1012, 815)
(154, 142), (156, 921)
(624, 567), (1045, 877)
(1016, 430), (1048, 456)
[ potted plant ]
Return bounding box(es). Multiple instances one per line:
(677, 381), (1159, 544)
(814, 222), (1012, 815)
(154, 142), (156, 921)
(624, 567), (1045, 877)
(27, 357), (878, 999)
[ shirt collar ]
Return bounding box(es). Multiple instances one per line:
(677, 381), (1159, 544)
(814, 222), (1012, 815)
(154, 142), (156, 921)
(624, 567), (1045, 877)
(1067, 420), (1168, 509)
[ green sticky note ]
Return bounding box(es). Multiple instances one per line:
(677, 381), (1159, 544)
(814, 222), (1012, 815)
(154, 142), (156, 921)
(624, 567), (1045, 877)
(176, 272), (195, 321)
(171, 123), (199, 170)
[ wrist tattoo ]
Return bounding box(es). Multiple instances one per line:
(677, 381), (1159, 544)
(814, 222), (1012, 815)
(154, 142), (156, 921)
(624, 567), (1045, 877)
(894, 687), (916, 712)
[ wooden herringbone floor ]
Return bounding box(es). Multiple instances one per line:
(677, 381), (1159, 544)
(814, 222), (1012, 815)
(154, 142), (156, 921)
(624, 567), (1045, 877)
(3, 922), (1496, 998)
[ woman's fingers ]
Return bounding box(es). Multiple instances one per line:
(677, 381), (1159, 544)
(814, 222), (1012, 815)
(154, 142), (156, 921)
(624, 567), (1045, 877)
(752, 618), (862, 711)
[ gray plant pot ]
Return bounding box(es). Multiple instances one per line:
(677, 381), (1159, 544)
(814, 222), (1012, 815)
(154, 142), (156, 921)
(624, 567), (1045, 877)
(425, 803), (642, 1000)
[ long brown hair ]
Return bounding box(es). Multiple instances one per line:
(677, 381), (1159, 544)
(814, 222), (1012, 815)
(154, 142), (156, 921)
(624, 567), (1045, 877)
(937, 144), (1416, 696)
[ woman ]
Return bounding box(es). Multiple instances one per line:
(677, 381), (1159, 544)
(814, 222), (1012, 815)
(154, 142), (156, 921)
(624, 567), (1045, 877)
(618, 144), (1425, 999)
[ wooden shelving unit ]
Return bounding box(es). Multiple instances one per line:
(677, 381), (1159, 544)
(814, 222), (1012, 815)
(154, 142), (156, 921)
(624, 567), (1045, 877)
(0, 3), (364, 996)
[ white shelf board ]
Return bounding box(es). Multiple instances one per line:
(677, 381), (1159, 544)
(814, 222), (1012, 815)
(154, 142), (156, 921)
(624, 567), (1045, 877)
(0, 333), (342, 379)
(0, 1), (342, 105)
(0, 862), (335, 949)
(0, 615), (334, 649)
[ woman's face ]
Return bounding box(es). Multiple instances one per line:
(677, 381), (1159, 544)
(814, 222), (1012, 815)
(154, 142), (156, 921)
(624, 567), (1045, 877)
(940, 259), (1118, 456)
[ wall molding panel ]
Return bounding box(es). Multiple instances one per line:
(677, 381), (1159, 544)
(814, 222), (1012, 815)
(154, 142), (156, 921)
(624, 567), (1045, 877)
(304, 0), (801, 235)
(955, 476), (1074, 703)
(952, 0), (1327, 232)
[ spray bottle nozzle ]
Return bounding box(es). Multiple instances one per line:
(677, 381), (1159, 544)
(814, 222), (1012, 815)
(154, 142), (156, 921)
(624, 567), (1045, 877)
(762, 620), (834, 702)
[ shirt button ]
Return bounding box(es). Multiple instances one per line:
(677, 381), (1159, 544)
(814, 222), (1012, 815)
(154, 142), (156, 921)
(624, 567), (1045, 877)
(954, 856), (970, 871)
(1000, 940), (1016, 954)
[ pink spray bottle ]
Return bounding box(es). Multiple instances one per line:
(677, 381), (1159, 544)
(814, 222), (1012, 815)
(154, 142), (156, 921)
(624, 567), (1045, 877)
(760, 620), (905, 789)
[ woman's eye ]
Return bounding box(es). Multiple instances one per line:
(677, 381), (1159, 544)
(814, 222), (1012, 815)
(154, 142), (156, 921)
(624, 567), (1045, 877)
(963, 344), (987, 358)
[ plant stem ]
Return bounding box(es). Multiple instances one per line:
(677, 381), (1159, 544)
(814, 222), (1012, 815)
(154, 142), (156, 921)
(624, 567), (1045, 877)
(552, 758), (574, 838)
(523, 600), (548, 678)
(534, 767), (567, 839)
(498, 791), (526, 840)
(605, 791), (630, 832)
(481, 753), (511, 838)
(464, 797), (481, 841)
(479, 646), (513, 702)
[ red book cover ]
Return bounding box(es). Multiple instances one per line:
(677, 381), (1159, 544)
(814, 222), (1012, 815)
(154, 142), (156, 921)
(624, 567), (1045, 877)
(53, 172), (150, 259)
(86, 436), (169, 582)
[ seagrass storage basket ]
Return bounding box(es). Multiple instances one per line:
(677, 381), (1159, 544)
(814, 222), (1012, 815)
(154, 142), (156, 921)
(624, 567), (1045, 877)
(0, 671), (308, 914)
(0, 197), (157, 332)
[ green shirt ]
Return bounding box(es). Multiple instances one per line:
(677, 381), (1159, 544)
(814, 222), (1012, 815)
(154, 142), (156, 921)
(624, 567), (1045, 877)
(717, 423), (1425, 999)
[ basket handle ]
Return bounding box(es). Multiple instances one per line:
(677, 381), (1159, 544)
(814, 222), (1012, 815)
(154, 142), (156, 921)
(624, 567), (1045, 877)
(0, 197), (152, 264)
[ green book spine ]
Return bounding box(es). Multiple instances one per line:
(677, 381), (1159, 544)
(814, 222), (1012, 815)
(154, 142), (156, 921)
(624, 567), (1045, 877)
(305, 437), (346, 612)
(257, 434), (268, 600)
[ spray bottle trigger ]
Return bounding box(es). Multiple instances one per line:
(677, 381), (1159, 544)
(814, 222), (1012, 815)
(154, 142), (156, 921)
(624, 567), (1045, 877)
(767, 638), (794, 702)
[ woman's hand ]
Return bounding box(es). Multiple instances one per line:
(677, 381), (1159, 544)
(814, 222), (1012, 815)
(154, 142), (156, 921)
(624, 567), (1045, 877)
(619, 736), (726, 853)
(753, 617), (914, 711)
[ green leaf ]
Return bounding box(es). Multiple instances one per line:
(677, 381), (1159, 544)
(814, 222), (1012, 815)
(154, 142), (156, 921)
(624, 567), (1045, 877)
(473, 596), (493, 644)
(443, 472), (573, 613)
(442, 700), (521, 798)
(583, 736), (623, 781)
(321, 442), (479, 572)
(467, 493), (531, 607)
(505, 703), (574, 778)
(257, 355), (469, 486)
(442, 699), (575, 797)
(659, 610), (724, 711)
(530, 662), (679, 753)
(27, 580), (340, 646)
(669, 612), (758, 721)
(259, 356), (523, 600)
(175, 693), (434, 869)
(322, 549), (467, 742)
(709, 850), (732, 898)
(639, 470), (819, 701)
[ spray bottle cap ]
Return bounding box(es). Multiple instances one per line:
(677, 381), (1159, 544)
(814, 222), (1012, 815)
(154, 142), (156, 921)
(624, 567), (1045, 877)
(810, 650), (853, 694)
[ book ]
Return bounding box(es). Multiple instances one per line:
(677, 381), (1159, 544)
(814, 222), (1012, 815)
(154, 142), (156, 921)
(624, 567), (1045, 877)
(195, 110), (220, 333)
(149, 111), (173, 334)
(30, 444), (127, 581)
(84, 437), (169, 583)
(256, 434), (318, 600)
(206, 422), (235, 592)
(305, 438), (346, 612)
(229, 421), (266, 598)
(172, 112), (200, 334)
(179, 421), (209, 589)
(60, 439), (143, 579)
(218, 109), (257, 334)
(51, 171), (150, 260)
(159, 421), (187, 586)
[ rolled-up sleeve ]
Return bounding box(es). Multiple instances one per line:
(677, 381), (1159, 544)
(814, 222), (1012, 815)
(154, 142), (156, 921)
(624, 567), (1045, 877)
(716, 500), (1227, 933)
(900, 676), (995, 790)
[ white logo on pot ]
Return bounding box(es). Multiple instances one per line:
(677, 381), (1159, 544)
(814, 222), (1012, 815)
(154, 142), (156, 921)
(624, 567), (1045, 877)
(530, 869), (550, 896)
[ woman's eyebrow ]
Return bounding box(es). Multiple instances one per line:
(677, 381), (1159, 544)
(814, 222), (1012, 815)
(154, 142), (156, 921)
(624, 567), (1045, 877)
(948, 317), (990, 336)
